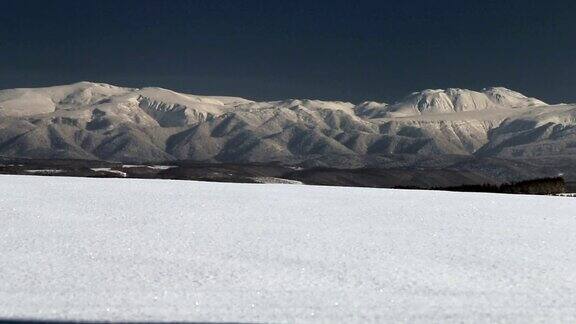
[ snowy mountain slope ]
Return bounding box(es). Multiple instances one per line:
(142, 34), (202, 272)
(0, 82), (574, 165)
(366, 87), (546, 118)
(1, 175), (575, 323)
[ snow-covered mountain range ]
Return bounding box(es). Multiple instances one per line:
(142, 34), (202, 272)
(1, 82), (575, 166)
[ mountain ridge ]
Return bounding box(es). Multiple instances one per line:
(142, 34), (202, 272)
(0, 82), (574, 170)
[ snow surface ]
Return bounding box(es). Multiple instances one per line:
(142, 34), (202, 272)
(23, 169), (63, 174)
(251, 177), (303, 184)
(90, 168), (127, 177)
(122, 164), (177, 170)
(1, 175), (576, 323)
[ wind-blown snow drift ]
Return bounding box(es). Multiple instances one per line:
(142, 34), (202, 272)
(1, 175), (576, 323)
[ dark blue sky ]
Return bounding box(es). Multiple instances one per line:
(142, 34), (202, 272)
(1, 0), (575, 103)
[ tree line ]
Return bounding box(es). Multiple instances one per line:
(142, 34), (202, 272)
(435, 177), (566, 195)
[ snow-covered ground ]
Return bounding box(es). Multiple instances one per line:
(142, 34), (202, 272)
(251, 176), (303, 184)
(90, 167), (128, 177)
(23, 169), (63, 174)
(1, 175), (576, 323)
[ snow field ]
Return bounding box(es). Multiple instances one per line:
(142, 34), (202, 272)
(1, 175), (576, 323)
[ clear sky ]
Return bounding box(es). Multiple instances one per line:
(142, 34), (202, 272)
(1, 0), (575, 103)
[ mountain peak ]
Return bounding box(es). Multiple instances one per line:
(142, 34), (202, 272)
(367, 87), (547, 117)
(481, 87), (546, 107)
